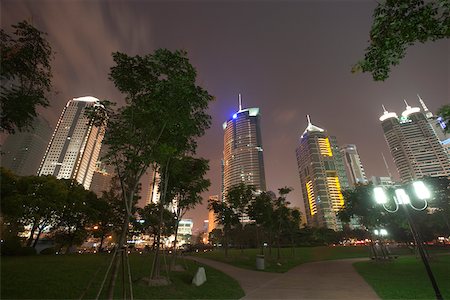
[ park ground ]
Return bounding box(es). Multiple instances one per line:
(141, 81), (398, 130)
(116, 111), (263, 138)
(1, 245), (449, 299)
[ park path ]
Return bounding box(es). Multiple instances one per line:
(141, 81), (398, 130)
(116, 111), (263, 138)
(187, 256), (380, 300)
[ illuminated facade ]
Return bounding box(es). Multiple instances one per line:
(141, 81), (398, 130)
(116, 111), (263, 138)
(147, 165), (161, 205)
(380, 99), (450, 183)
(221, 97), (266, 201)
(341, 144), (368, 187)
(38, 96), (106, 189)
(295, 116), (349, 231)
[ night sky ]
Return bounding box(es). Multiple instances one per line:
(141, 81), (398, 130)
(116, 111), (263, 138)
(3, 1), (449, 233)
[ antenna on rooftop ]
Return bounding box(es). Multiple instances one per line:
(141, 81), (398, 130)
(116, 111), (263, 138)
(403, 99), (410, 108)
(238, 93), (242, 111)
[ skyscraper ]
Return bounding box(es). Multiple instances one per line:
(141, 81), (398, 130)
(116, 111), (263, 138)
(1, 116), (52, 176)
(38, 96), (106, 189)
(418, 95), (450, 157)
(147, 165), (161, 205)
(221, 95), (266, 200)
(379, 100), (450, 183)
(341, 144), (368, 187)
(295, 116), (349, 231)
(89, 161), (113, 196)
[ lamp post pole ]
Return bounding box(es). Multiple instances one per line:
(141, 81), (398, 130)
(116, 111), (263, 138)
(373, 181), (443, 300)
(400, 204), (443, 300)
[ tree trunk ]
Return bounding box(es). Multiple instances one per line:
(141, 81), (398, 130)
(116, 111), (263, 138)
(170, 216), (180, 270)
(107, 211), (130, 299)
(224, 230), (229, 257)
(268, 232), (272, 257)
(151, 159), (170, 279)
(99, 234), (105, 252)
(150, 203), (164, 279)
(32, 225), (44, 248)
(26, 222), (38, 247)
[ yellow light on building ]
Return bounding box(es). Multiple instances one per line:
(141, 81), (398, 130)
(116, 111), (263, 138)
(306, 180), (317, 216)
(318, 137), (333, 156)
(326, 176), (344, 211)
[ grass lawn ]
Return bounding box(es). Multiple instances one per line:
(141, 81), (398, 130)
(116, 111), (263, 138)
(196, 245), (374, 272)
(1, 253), (244, 299)
(354, 255), (450, 299)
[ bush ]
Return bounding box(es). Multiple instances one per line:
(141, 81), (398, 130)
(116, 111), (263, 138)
(40, 247), (56, 255)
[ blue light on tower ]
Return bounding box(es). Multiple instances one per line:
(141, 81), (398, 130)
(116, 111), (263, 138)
(233, 113), (237, 119)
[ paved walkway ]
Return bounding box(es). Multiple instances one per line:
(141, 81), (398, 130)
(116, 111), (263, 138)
(187, 256), (380, 300)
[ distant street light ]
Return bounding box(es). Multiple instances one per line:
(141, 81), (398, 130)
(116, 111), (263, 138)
(373, 181), (442, 300)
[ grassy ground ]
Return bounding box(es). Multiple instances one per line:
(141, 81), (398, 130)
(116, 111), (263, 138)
(1, 253), (245, 299)
(354, 255), (450, 299)
(196, 245), (374, 272)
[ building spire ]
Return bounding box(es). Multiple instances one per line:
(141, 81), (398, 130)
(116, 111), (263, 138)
(382, 105), (388, 113)
(307, 114), (312, 125)
(403, 99), (411, 109)
(238, 93), (242, 111)
(417, 94), (433, 118)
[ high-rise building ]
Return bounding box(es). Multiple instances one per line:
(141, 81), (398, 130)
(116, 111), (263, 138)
(418, 95), (450, 157)
(295, 116), (349, 231)
(38, 96), (106, 189)
(89, 161), (113, 196)
(207, 195), (219, 234)
(341, 144), (368, 187)
(1, 117), (52, 176)
(379, 100), (450, 183)
(221, 96), (266, 201)
(370, 176), (395, 187)
(147, 165), (161, 205)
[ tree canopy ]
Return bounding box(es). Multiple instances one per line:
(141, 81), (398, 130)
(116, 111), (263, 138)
(0, 21), (53, 133)
(354, 0), (450, 81)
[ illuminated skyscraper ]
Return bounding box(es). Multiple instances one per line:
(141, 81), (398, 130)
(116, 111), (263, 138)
(1, 116), (52, 176)
(38, 96), (106, 189)
(341, 144), (368, 187)
(295, 116), (349, 231)
(380, 99), (450, 183)
(221, 95), (266, 200)
(147, 165), (161, 205)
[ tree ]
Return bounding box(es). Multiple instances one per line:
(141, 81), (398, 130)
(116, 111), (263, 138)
(0, 20), (53, 133)
(353, 0), (450, 81)
(164, 156), (210, 266)
(208, 195), (240, 257)
(93, 178), (129, 252)
(17, 175), (67, 248)
(248, 191), (275, 254)
(0, 168), (24, 255)
(50, 180), (100, 253)
(136, 204), (175, 247)
(225, 184), (255, 251)
(94, 49), (213, 297)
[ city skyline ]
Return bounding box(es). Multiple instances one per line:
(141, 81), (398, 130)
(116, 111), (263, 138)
(2, 1), (449, 232)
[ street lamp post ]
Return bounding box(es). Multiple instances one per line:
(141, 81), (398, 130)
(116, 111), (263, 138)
(373, 181), (443, 300)
(373, 228), (389, 259)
